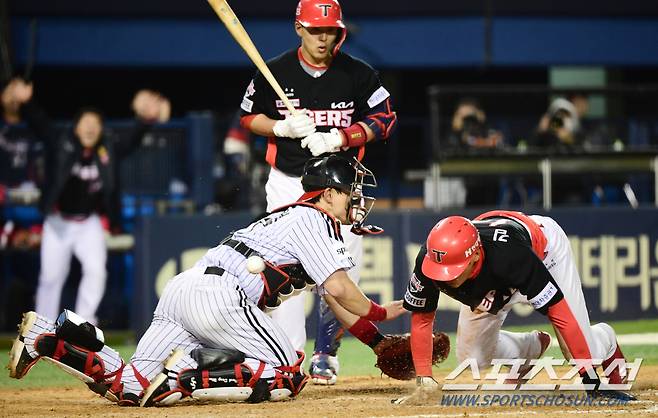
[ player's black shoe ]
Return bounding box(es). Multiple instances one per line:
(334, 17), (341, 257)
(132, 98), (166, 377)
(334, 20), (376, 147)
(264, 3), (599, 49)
(7, 311), (40, 379)
(582, 374), (637, 401)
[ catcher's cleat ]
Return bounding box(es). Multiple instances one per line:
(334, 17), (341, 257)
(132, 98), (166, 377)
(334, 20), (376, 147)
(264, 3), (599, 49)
(506, 330), (551, 385)
(140, 348), (185, 407)
(309, 353), (337, 385)
(7, 311), (39, 379)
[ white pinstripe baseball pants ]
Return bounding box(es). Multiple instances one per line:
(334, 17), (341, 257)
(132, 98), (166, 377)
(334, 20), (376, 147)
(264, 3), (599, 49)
(121, 266), (298, 395)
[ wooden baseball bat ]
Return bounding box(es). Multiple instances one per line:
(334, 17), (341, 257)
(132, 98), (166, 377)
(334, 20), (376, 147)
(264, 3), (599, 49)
(207, 0), (298, 116)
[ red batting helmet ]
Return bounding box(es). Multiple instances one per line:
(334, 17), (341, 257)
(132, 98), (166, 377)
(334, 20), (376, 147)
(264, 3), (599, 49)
(295, 0), (347, 55)
(421, 216), (482, 282)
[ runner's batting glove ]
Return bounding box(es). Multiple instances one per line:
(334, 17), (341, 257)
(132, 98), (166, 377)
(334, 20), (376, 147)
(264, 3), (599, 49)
(273, 111), (316, 138)
(301, 128), (345, 156)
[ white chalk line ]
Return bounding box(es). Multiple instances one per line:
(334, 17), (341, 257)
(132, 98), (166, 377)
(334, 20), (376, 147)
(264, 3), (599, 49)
(374, 403), (658, 418)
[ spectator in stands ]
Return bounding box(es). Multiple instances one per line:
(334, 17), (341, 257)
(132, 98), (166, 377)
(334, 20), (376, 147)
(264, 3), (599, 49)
(9, 78), (170, 325)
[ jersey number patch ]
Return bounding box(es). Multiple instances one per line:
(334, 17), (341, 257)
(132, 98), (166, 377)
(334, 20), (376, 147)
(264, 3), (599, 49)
(493, 229), (509, 242)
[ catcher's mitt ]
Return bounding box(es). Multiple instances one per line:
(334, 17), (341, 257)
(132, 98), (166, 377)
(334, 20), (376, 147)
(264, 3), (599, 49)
(373, 332), (450, 381)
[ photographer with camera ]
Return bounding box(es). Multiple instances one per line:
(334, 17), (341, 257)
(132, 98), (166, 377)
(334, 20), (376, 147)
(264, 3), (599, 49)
(448, 98), (503, 151)
(445, 98), (512, 206)
(535, 94), (589, 152)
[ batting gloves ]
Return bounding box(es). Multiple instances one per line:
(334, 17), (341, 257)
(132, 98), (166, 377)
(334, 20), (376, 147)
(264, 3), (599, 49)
(273, 111), (316, 138)
(301, 128), (345, 156)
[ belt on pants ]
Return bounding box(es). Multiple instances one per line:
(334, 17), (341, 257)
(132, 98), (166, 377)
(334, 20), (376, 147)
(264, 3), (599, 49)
(219, 236), (258, 258)
(204, 266), (225, 276)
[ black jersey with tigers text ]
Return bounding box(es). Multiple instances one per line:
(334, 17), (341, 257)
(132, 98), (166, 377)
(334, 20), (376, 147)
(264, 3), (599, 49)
(240, 48), (391, 176)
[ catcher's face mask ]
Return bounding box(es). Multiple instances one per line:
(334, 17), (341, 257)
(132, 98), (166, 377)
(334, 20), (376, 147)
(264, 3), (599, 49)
(347, 159), (377, 228)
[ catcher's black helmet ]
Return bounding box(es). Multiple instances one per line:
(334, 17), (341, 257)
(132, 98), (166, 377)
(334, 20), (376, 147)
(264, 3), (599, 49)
(298, 155), (377, 227)
(300, 155), (355, 194)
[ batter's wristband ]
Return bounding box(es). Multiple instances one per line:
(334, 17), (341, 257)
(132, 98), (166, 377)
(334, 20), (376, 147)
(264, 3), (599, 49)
(341, 123), (368, 148)
(348, 317), (382, 347)
(363, 301), (387, 321)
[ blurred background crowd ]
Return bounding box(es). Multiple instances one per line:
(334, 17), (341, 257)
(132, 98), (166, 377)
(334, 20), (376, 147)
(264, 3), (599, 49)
(1, 0), (658, 331)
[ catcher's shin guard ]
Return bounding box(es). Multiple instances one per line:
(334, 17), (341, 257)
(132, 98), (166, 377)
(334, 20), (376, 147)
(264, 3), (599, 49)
(269, 351), (309, 401)
(34, 333), (125, 403)
(141, 347), (271, 407)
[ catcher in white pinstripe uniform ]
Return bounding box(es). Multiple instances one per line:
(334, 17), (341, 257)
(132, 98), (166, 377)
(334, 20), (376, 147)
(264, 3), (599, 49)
(7, 155), (405, 406)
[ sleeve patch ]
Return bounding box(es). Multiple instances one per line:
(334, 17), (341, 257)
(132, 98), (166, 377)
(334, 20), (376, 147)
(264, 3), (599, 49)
(367, 86), (390, 108)
(529, 282), (558, 309)
(404, 292), (427, 308)
(241, 97), (254, 113)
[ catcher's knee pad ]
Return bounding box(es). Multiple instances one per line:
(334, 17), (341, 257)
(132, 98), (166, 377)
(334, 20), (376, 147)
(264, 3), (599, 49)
(269, 351), (309, 401)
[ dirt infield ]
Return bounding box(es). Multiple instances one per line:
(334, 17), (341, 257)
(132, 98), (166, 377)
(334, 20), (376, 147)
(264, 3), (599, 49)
(2, 367), (658, 418)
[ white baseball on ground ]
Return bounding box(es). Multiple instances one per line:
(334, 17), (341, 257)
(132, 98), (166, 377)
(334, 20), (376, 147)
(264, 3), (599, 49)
(246, 255), (266, 274)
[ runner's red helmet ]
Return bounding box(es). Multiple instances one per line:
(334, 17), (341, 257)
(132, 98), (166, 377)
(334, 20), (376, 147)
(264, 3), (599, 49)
(295, 0), (347, 55)
(421, 216), (481, 282)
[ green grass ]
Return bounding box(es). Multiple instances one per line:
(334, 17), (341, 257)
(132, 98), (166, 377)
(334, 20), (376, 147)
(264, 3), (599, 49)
(1, 318), (656, 389)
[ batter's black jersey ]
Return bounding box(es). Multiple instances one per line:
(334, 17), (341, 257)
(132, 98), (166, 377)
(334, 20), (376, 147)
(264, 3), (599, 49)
(403, 217), (564, 316)
(240, 48), (391, 176)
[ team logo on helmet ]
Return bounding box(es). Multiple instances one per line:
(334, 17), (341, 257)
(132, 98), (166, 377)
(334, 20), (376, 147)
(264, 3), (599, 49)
(432, 249), (447, 263)
(317, 4), (332, 16)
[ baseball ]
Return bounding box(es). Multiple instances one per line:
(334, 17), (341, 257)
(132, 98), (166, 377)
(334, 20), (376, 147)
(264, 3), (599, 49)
(246, 255), (266, 274)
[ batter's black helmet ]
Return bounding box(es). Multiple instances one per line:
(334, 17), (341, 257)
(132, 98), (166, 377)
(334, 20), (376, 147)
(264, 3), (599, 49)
(299, 155), (376, 227)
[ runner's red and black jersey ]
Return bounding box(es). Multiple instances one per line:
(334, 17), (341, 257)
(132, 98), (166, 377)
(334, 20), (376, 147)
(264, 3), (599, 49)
(240, 48), (391, 176)
(403, 217), (564, 315)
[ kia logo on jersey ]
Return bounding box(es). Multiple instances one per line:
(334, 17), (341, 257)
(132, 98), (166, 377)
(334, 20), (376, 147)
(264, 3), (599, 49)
(331, 101), (354, 109)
